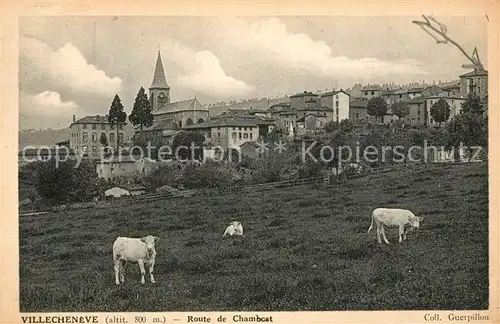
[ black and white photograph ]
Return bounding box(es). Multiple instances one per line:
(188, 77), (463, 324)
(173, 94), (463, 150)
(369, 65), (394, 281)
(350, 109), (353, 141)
(14, 10), (491, 316)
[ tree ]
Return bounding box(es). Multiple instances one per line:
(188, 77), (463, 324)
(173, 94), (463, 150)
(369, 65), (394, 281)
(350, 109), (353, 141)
(339, 119), (354, 133)
(129, 87), (154, 132)
(172, 131), (205, 161)
(324, 121), (338, 133)
(461, 93), (484, 115)
(37, 159), (97, 203)
(446, 112), (487, 161)
(108, 94), (127, 155)
(391, 101), (410, 120)
(430, 98), (451, 127)
(99, 133), (108, 155)
(367, 97), (388, 123)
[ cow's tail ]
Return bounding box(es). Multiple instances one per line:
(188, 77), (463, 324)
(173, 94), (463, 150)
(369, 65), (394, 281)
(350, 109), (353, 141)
(367, 212), (374, 233)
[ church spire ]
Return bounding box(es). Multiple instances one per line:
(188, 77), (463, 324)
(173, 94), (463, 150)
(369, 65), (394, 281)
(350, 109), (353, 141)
(150, 50), (170, 89)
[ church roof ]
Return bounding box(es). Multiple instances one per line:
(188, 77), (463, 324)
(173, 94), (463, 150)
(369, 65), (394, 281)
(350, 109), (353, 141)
(150, 50), (170, 89)
(154, 98), (208, 114)
(140, 118), (178, 132)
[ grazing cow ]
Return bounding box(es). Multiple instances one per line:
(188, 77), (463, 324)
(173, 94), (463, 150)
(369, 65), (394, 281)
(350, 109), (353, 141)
(367, 208), (423, 244)
(112, 235), (159, 285)
(222, 221), (244, 237)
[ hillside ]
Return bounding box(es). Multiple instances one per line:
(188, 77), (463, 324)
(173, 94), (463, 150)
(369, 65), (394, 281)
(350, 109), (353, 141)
(19, 163), (488, 311)
(19, 128), (70, 149)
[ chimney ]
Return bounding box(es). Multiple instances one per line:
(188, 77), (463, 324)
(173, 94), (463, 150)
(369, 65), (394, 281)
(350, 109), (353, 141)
(96, 115), (100, 122)
(73, 115), (76, 122)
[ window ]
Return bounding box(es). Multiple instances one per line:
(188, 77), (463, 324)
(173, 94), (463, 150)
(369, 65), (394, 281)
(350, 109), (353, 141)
(119, 124), (123, 130)
(250, 133), (253, 140)
(110, 124), (114, 130)
(336, 101), (339, 107)
(233, 127), (236, 130)
(232, 132), (237, 139)
(82, 146), (88, 153)
(110, 133), (115, 142)
(217, 132), (220, 137)
(417, 110), (421, 116)
(119, 133), (124, 143)
(82, 132), (88, 142)
(207, 132), (211, 138)
(356, 112), (359, 119)
(239, 127), (242, 131)
(92, 124), (96, 130)
(92, 146), (97, 155)
(430, 118), (434, 124)
(100, 133), (105, 141)
(239, 133), (242, 139)
(336, 95), (339, 99)
(371, 91), (374, 95)
(244, 127), (247, 131)
(92, 133), (97, 142)
(243, 133), (248, 139)
(101, 124), (106, 130)
(364, 91), (368, 95)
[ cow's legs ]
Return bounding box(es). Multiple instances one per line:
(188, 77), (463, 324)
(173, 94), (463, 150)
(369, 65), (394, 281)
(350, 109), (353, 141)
(399, 226), (405, 243)
(113, 257), (121, 285)
(381, 226), (390, 244)
(120, 260), (127, 283)
(138, 259), (146, 284)
(149, 259), (156, 284)
(376, 225), (382, 244)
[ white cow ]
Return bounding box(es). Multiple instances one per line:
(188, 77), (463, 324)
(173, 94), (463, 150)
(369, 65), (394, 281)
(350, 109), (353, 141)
(222, 221), (244, 237)
(112, 235), (159, 285)
(367, 208), (423, 244)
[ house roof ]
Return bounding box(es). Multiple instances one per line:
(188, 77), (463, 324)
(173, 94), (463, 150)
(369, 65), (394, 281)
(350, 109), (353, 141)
(150, 50), (170, 89)
(99, 155), (138, 164)
(407, 96), (427, 104)
(408, 87), (424, 93)
(441, 84), (460, 90)
(290, 91), (319, 98)
(280, 111), (297, 116)
(318, 90), (350, 97)
(349, 98), (369, 108)
(183, 118), (258, 129)
(459, 69), (488, 78)
(154, 98), (208, 115)
(362, 87), (381, 91)
(239, 141), (261, 148)
(298, 106), (331, 112)
(71, 115), (116, 126)
(297, 113), (327, 122)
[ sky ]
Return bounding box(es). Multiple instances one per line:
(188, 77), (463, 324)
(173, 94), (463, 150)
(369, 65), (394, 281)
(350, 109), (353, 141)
(19, 15), (487, 130)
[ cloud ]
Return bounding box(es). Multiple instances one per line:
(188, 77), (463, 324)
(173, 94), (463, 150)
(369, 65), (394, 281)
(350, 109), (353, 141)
(222, 18), (428, 80)
(20, 91), (79, 116)
(20, 37), (122, 95)
(165, 42), (255, 98)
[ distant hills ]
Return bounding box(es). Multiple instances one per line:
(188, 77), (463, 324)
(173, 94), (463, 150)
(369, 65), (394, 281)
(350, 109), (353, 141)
(19, 128), (70, 149)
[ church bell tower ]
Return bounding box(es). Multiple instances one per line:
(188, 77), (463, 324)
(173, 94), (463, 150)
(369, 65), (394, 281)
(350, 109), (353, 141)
(149, 50), (170, 111)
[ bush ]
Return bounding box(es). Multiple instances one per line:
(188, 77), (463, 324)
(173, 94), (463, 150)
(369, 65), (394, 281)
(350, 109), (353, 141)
(36, 159), (97, 204)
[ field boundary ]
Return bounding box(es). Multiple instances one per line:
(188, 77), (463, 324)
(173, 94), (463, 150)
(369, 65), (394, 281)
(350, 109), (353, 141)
(18, 160), (486, 214)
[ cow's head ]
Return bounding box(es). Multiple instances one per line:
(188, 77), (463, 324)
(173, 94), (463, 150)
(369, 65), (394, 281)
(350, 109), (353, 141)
(411, 216), (424, 229)
(141, 235), (159, 257)
(231, 221), (240, 226)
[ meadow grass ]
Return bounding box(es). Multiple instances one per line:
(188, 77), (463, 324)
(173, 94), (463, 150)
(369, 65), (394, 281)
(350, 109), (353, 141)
(19, 163), (489, 311)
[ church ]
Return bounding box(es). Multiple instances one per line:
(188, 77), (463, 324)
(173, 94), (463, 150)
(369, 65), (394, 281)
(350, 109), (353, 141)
(135, 50), (210, 145)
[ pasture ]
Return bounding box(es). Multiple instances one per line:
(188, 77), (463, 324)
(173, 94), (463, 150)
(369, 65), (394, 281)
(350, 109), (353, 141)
(19, 163), (489, 311)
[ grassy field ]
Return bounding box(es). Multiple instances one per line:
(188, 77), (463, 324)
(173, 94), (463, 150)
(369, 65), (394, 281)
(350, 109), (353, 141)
(19, 163), (489, 312)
